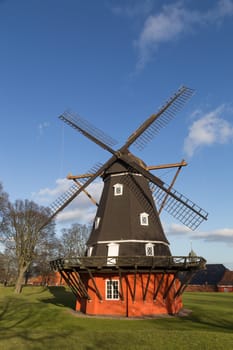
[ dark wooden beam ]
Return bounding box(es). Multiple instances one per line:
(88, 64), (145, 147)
(163, 272), (178, 299)
(143, 270), (152, 301)
(153, 273), (165, 301)
(86, 269), (103, 301)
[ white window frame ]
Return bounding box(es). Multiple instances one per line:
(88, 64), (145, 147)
(87, 246), (93, 257)
(140, 212), (149, 226)
(106, 279), (120, 300)
(95, 217), (101, 229)
(113, 183), (123, 196)
(145, 242), (154, 256)
(107, 243), (119, 265)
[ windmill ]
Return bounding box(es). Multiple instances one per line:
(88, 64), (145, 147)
(48, 86), (208, 317)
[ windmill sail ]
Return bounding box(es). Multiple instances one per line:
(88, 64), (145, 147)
(39, 85), (207, 234)
(59, 110), (117, 154)
(150, 183), (208, 230)
(119, 153), (208, 230)
(125, 86), (194, 151)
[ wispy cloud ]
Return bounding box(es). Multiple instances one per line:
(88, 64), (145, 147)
(135, 0), (233, 69)
(111, 0), (153, 18)
(183, 105), (233, 157)
(32, 178), (103, 225)
(167, 223), (233, 245)
(38, 121), (50, 136)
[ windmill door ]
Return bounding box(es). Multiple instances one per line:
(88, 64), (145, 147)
(107, 243), (119, 265)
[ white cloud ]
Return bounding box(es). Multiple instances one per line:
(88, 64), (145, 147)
(165, 222), (192, 236)
(135, 0), (233, 69)
(32, 178), (70, 203)
(183, 105), (233, 157)
(167, 223), (233, 244)
(32, 178), (103, 225)
(56, 206), (96, 225)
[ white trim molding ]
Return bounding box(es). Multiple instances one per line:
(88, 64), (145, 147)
(97, 239), (169, 247)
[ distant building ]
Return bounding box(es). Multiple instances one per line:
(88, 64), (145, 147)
(217, 270), (233, 292)
(180, 264), (232, 292)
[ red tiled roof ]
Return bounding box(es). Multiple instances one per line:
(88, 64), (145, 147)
(218, 270), (233, 285)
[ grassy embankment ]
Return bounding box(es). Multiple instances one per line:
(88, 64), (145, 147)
(0, 285), (232, 350)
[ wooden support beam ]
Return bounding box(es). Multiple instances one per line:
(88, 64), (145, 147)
(174, 270), (196, 298)
(67, 271), (84, 297)
(87, 269), (103, 301)
(146, 160), (187, 171)
(125, 270), (137, 302)
(59, 270), (81, 298)
(143, 271), (152, 301)
(158, 159), (186, 215)
(132, 269), (137, 302)
(73, 179), (99, 206)
(67, 173), (94, 179)
(163, 272), (178, 299)
(71, 269), (91, 300)
(153, 273), (165, 301)
(118, 269), (124, 301)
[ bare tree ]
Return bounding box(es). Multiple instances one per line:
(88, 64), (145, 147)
(60, 223), (90, 258)
(3, 199), (55, 293)
(0, 248), (17, 285)
(0, 182), (9, 233)
(30, 235), (61, 285)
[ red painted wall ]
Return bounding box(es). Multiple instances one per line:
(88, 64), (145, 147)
(28, 271), (65, 286)
(217, 286), (233, 292)
(76, 272), (183, 317)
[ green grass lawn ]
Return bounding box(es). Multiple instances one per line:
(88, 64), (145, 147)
(0, 286), (232, 350)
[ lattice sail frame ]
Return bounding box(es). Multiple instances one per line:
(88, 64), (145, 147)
(49, 162), (103, 218)
(150, 183), (208, 230)
(132, 86), (195, 150)
(39, 85), (208, 232)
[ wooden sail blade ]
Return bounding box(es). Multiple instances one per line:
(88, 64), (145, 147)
(47, 163), (102, 221)
(151, 184), (208, 230)
(120, 154), (208, 230)
(123, 86), (194, 151)
(158, 160), (185, 215)
(59, 110), (117, 154)
(38, 156), (117, 230)
(67, 173), (94, 179)
(146, 160), (187, 171)
(72, 179), (98, 207)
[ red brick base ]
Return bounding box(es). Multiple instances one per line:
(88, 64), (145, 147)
(76, 272), (183, 317)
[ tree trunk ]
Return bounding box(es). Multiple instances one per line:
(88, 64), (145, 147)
(14, 264), (28, 294)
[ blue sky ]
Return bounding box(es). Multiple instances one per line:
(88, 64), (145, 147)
(1, 0), (233, 268)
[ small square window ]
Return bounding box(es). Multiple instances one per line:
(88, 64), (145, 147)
(145, 243), (154, 256)
(140, 212), (149, 226)
(106, 280), (119, 300)
(113, 183), (123, 196)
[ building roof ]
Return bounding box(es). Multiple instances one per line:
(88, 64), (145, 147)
(218, 270), (233, 286)
(188, 264), (228, 285)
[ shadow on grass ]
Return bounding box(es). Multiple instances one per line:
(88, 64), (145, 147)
(0, 296), (73, 348)
(182, 306), (233, 333)
(42, 286), (76, 309)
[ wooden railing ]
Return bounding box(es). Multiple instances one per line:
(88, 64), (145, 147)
(50, 255), (206, 272)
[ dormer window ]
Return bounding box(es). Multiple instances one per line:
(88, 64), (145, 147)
(107, 243), (119, 265)
(113, 183), (123, 196)
(140, 212), (149, 226)
(95, 217), (101, 229)
(145, 243), (154, 256)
